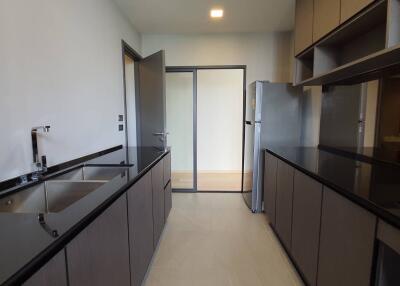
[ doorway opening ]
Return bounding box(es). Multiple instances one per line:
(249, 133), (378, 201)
(166, 66), (246, 193)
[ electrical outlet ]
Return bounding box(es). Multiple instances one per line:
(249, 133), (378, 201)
(119, 124), (124, 131)
(118, 115), (124, 122)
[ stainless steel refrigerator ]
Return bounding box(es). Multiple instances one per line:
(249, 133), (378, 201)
(243, 81), (303, 212)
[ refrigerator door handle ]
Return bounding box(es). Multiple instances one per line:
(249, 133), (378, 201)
(245, 120), (261, 125)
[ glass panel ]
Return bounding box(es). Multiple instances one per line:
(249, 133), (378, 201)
(197, 69), (244, 192)
(166, 72), (194, 190)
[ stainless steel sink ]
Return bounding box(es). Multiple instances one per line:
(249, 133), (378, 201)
(0, 180), (106, 214)
(52, 166), (129, 181)
(0, 165), (130, 214)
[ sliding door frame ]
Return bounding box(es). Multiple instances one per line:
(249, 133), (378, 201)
(166, 67), (197, 192)
(166, 65), (247, 193)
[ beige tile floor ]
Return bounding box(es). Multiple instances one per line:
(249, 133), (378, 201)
(144, 193), (304, 286)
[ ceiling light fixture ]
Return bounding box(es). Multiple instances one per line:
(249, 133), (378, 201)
(210, 9), (224, 18)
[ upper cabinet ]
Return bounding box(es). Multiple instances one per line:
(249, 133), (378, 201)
(294, 0), (314, 55)
(341, 0), (374, 23)
(293, 0), (400, 86)
(313, 0), (341, 42)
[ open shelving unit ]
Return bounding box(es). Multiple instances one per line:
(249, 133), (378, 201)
(294, 0), (400, 86)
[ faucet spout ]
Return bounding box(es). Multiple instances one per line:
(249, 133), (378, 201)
(31, 125), (51, 180)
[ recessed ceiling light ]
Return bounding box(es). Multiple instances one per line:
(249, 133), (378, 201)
(210, 9), (224, 18)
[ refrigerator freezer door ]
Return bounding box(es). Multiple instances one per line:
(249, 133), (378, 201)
(245, 81), (263, 122)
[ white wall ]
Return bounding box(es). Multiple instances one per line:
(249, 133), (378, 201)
(142, 32), (294, 84)
(0, 0), (141, 181)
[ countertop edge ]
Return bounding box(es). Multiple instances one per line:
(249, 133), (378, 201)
(2, 150), (169, 286)
(265, 149), (400, 230)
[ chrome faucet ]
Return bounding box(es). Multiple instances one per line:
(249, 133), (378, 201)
(31, 126), (50, 180)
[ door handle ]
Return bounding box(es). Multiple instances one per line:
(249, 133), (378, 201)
(153, 132), (169, 136)
(152, 132), (170, 136)
(153, 132), (170, 143)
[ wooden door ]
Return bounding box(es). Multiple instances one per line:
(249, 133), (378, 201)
(313, 0), (340, 41)
(275, 160), (295, 250)
(294, 0), (314, 55)
(317, 188), (376, 286)
(127, 172), (154, 286)
(24, 251), (67, 286)
(291, 171), (323, 286)
(152, 160), (165, 248)
(263, 153), (278, 225)
(137, 51), (166, 149)
(67, 196), (130, 286)
(341, 0), (374, 23)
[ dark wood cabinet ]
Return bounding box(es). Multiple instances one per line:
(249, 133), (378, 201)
(23, 250), (67, 286)
(294, 0), (314, 55)
(21, 154), (172, 286)
(127, 172), (154, 286)
(152, 160), (165, 248)
(291, 171), (323, 286)
(340, 0), (374, 23)
(66, 196), (131, 286)
(317, 188), (376, 286)
(275, 160), (295, 250)
(263, 153), (278, 226)
(163, 152), (171, 187)
(313, 0), (340, 41)
(165, 181), (172, 220)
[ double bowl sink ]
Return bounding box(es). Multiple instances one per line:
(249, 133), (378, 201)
(0, 166), (130, 214)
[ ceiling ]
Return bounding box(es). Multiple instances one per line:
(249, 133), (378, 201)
(113, 0), (295, 34)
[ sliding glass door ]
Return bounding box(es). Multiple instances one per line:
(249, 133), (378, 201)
(166, 71), (195, 191)
(166, 66), (245, 192)
(197, 69), (244, 192)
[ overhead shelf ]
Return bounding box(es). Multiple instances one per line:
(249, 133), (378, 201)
(294, 0), (400, 86)
(296, 43), (400, 86)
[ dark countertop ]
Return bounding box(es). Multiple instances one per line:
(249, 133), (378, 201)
(265, 146), (400, 229)
(318, 145), (400, 168)
(0, 147), (169, 285)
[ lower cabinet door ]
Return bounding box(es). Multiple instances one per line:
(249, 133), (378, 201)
(264, 153), (278, 225)
(163, 152), (171, 187)
(24, 250), (67, 286)
(127, 172), (154, 286)
(291, 171), (323, 286)
(165, 181), (172, 220)
(275, 159), (295, 250)
(152, 160), (165, 248)
(317, 188), (376, 286)
(66, 196), (131, 286)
